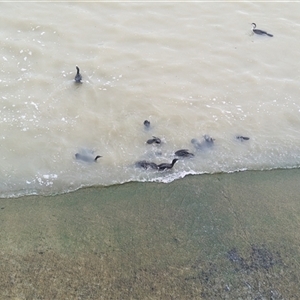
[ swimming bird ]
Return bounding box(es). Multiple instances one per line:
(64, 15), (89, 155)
(251, 23), (273, 37)
(144, 120), (150, 129)
(75, 66), (82, 83)
(147, 136), (161, 144)
(75, 153), (101, 162)
(175, 149), (194, 158)
(135, 160), (158, 170)
(203, 134), (215, 145)
(157, 159), (178, 171)
(236, 136), (250, 141)
(191, 134), (215, 150)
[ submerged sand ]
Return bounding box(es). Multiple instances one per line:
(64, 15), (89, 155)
(0, 169), (300, 299)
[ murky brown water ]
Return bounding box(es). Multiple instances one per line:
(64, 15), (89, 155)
(1, 2), (300, 197)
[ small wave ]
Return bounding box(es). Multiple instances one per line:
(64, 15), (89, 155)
(2, 165), (300, 199)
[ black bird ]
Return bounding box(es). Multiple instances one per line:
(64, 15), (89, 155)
(144, 120), (150, 129)
(251, 23), (273, 37)
(135, 160), (158, 170)
(191, 134), (215, 150)
(236, 136), (250, 141)
(75, 153), (101, 162)
(75, 66), (82, 83)
(157, 159), (178, 171)
(147, 136), (161, 144)
(203, 134), (215, 145)
(175, 149), (194, 157)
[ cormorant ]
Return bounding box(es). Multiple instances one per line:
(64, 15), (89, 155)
(135, 160), (158, 170)
(191, 134), (215, 150)
(236, 136), (250, 141)
(175, 149), (194, 157)
(75, 153), (101, 162)
(157, 159), (178, 171)
(251, 23), (273, 37)
(143, 120), (150, 129)
(147, 136), (161, 144)
(75, 66), (82, 83)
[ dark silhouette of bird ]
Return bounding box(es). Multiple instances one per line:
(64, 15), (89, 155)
(75, 153), (101, 162)
(157, 159), (178, 171)
(191, 134), (215, 150)
(251, 23), (273, 37)
(75, 66), (82, 83)
(147, 136), (161, 144)
(143, 120), (150, 129)
(236, 136), (250, 141)
(135, 160), (158, 170)
(175, 149), (194, 157)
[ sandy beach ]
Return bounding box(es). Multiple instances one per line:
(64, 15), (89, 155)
(0, 169), (300, 299)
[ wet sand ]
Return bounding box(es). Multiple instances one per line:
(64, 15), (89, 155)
(0, 169), (300, 299)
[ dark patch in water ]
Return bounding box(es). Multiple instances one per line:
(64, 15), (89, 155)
(175, 149), (194, 158)
(227, 244), (283, 272)
(236, 135), (250, 141)
(227, 247), (248, 270)
(143, 120), (150, 130)
(185, 244), (288, 299)
(146, 136), (161, 144)
(191, 134), (215, 151)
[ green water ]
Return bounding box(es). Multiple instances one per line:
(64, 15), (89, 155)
(0, 170), (299, 299)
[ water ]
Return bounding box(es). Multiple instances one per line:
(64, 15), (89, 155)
(1, 2), (300, 198)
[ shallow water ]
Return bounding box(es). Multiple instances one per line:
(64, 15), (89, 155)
(1, 170), (300, 298)
(1, 2), (300, 197)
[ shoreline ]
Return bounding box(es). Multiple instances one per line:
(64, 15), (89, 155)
(0, 169), (299, 298)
